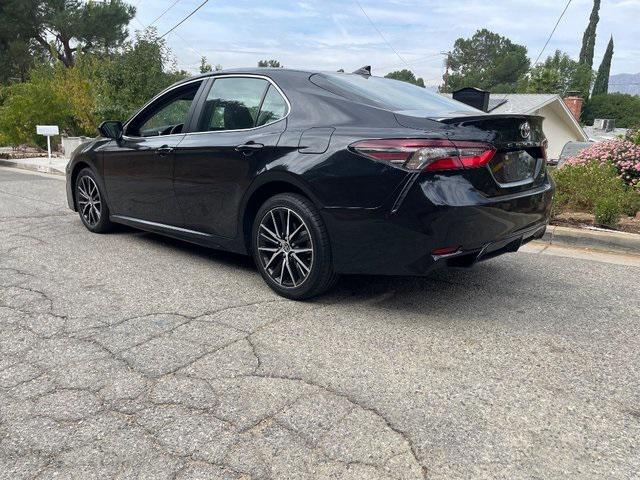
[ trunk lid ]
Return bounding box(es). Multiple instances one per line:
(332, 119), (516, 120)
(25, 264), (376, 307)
(395, 112), (548, 193)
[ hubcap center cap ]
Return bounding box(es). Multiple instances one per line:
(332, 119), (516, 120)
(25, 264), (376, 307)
(282, 242), (291, 253)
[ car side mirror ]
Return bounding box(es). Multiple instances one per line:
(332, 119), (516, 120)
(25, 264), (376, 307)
(98, 121), (123, 141)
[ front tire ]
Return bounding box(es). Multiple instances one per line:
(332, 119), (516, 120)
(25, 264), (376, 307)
(75, 168), (114, 233)
(251, 193), (338, 300)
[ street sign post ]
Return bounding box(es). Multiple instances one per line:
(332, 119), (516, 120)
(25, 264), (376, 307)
(36, 125), (60, 165)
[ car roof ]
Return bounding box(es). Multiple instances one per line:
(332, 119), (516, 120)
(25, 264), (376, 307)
(166, 67), (366, 91)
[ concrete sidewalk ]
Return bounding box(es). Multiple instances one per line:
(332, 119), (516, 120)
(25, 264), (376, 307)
(0, 155), (68, 175)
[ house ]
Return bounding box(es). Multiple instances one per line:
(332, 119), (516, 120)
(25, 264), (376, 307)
(443, 91), (589, 160)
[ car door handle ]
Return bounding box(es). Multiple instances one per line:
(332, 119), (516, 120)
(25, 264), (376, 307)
(235, 142), (264, 155)
(157, 146), (174, 156)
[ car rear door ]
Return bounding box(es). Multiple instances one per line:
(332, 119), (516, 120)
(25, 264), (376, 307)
(174, 75), (289, 238)
(102, 80), (205, 226)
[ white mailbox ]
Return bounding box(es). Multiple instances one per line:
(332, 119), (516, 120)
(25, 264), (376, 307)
(36, 125), (60, 162)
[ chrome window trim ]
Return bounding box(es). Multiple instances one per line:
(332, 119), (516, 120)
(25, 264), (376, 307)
(122, 74), (291, 140)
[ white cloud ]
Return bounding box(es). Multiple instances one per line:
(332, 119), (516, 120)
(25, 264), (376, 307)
(135, 0), (640, 81)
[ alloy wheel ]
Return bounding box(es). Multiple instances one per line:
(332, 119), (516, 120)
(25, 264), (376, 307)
(257, 207), (314, 288)
(77, 176), (102, 227)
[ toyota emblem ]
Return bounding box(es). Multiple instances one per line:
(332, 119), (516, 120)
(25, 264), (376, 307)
(520, 121), (531, 139)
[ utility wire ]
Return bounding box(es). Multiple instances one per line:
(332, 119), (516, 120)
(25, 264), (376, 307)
(147, 0), (183, 27)
(354, 0), (408, 67)
(533, 0), (572, 65)
(159, 0), (209, 39)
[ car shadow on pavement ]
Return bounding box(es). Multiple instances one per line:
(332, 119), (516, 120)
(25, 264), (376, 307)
(114, 226), (526, 310)
(113, 226), (533, 313)
(113, 226), (257, 272)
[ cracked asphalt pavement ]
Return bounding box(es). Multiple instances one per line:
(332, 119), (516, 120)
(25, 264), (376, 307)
(1, 167), (639, 479)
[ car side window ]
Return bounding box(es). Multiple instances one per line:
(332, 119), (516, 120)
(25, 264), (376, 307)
(126, 82), (201, 137)
(256, 85), (288, 126)
(197, 77), (287, 132)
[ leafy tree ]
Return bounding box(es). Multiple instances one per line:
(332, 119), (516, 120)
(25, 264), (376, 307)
(579, 0), (601, 68)
(384, 69), (425, 87)
(199, 56), (222, 74)
(582, 93), (640, 128)
(443, 29), (530, 93)
(258, 59), (282, 68)
(91, 29), (188, 121)
(592, 36), (614, 96)
(199, 56), (213, 73)
(525, 50), (593, 98)
(0, 0), (135, 68)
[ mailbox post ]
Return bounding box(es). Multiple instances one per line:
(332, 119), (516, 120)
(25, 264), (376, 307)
(36, 125), (60, 165)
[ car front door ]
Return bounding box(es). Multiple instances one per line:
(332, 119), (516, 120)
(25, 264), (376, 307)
(173, 76), (289, 238)
(102, 80), (205, 226)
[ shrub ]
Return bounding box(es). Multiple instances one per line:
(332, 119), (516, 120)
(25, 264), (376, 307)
(565, 139), (640, 191)
(594, 197), (621, 228)
(582, 93), (640, 129)
(626, 127), (640, 146)
(551, 161), (639, 218)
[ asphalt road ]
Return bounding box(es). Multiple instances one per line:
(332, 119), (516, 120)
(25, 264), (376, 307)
(1, 167), (639, 479)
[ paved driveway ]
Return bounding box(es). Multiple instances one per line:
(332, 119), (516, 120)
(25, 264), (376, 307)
(1, 168), (639, 479)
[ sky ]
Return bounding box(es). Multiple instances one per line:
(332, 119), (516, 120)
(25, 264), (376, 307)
(132, 0), (640, 86)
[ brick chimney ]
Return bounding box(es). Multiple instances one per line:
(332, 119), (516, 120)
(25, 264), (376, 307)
(563, 92), (584, 121)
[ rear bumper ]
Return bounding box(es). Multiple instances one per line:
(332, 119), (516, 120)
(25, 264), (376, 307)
(323, 174), (554, 276)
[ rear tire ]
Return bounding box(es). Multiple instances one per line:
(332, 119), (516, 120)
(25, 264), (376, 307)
(251, 193), (338, 300)
(75, 168), (114, 233)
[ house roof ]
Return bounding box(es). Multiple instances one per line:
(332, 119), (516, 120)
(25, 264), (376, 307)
(442, 93), (588, 141)
(485, 94), (558, 114)
(583, 126), (628, 142)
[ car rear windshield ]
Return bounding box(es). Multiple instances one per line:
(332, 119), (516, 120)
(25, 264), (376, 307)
(310, 73), (478, 115)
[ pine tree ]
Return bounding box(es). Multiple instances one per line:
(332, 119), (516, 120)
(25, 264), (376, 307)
(579, 0), (601, 68)
(592, 36), (614, 96)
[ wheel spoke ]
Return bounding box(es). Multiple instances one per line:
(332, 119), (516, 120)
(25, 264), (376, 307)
(270, 211), (281, 239)
(260, 223), (280, 243)
(278, 258), (286, 285)
(288, 224), (303, 242)
(292, 248), (312, 254)
(258, 246), (279, 252)
(286, 209), (291, 238)
(285, 257), (297, 287)
(264, 249), (282, 269)
(291, 253), (310, 274)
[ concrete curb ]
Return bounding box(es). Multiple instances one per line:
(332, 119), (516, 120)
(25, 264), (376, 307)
(540, 225), (640, 255)
(0, 158), (66, 176)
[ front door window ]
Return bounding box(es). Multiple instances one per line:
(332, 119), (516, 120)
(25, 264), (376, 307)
(126, 82), (201, 137)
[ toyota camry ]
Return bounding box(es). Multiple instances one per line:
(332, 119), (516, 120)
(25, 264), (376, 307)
(66, 67), (554, 299)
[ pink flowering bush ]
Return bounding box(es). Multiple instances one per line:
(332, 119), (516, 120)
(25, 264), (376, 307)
(565, 139), (640, 191)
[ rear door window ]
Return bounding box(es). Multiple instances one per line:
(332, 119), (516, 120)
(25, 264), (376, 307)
(197, 77), (288, 132)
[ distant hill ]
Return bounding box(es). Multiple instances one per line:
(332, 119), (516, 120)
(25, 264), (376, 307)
(609, 73), (640, 96)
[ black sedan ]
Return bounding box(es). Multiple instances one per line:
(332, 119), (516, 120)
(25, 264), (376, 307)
(66, 67), (554, 299)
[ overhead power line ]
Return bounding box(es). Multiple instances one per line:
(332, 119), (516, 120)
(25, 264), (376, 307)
(354, 0), (408, 67)
(533, 0), (572, 65)
(159, 0), (209, 39)
(147, 0), (182, 27)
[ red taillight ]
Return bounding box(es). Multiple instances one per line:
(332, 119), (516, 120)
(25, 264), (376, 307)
(351, 139), (496, 172)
